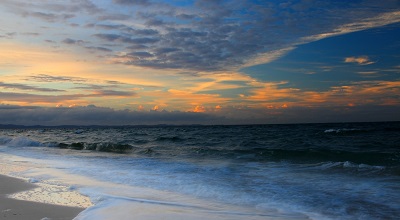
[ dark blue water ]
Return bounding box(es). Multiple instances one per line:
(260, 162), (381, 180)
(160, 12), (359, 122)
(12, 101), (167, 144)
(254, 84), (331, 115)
(1, 122), (399, 219)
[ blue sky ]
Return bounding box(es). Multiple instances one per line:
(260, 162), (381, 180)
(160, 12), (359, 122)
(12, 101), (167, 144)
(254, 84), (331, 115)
(0, 0), (399, 125)
(242, 22), (400, 90)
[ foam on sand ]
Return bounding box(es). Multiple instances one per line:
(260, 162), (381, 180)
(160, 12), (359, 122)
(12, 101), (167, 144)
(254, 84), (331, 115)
(0, 174), (85, 220)
(0, 152), (310, 220)
(0, 154), (92, 209)
(8, 182), (92, 208)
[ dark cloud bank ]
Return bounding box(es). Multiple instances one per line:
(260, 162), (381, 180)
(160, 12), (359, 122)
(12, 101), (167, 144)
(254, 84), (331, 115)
(0, 105), (219, 126)
(1, 104), (398, 126)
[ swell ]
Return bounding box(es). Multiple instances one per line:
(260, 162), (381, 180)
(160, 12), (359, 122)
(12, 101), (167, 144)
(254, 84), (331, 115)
(55, 142), (134, 153)
(190, 147), (400, 167)
(1, 133), (399, 168)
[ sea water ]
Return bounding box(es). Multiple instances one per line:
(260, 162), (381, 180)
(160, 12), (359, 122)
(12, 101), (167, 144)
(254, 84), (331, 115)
(0, 122), (399, 219)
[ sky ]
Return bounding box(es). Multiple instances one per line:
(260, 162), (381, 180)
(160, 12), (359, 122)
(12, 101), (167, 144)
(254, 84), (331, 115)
(0, 0), (399, 125)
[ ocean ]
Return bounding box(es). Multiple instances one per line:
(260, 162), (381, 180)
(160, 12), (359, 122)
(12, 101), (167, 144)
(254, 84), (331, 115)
(0, 122), (399, 220)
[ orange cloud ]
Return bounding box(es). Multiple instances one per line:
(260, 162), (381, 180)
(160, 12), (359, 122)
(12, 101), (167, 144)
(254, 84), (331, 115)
(244, 82), (301, 105)
(347, 103), (356, 107)
(242, 80), (400, 109)
(344, 56), (375, 65)
(193, 105), (206, 112)
(134, 89), (230, 112)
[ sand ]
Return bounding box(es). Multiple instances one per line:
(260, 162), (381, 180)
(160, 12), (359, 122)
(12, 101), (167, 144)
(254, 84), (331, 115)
(0, 174), (84, 220)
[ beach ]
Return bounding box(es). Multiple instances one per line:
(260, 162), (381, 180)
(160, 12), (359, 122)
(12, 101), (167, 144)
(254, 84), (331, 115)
(0, 122), (399, 219)
(0, 174), (84, 220)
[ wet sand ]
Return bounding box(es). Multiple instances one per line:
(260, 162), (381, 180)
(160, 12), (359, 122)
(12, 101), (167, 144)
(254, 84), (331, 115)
(0, 174), (84, 220)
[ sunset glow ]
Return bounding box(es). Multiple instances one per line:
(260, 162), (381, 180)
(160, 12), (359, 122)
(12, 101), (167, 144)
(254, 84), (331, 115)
(0, 0), (399, 125)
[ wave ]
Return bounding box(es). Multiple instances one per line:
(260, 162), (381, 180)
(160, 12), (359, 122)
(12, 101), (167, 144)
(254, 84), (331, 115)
(316, 161), (386, 172)
(53, 142), (134, 153)
(323, 128), (367, 134)
(0, 136), (134, 154)
(322, 122), (400, 134)
(155, 136), (184, 142)
(2, 134), (399, 167)
(0, 136), (42, 147)
(266, 148), (399, 166)
(189, 147), (399, 167)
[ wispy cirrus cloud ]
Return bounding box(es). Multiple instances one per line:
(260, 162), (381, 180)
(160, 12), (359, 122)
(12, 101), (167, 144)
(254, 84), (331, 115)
(28, 74), (87, 83)
(0, 81), (64, 92)
(0, 89), (136, 105)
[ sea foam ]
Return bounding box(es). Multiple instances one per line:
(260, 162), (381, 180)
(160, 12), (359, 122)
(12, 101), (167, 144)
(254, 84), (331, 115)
(0, 136), (42, 147)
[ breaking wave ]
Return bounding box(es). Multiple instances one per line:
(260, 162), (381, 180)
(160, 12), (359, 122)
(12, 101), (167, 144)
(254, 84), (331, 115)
(0, 136), (42, 147)
(2, 135), (399, 168)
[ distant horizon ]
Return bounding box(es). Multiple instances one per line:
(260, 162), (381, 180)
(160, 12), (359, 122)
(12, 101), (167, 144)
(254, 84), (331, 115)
(1, 120), (399, 129)
(1, 1), (399, 125)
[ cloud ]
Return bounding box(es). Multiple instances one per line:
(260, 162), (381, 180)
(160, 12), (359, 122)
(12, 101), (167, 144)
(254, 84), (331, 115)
(25, 11), (75, 22)
(2, 0), (102, 17)
(0, 88), (136, 105)
(104, 1), (400, 71)
(84, 46), (112, 52)
(0, 70), (142, 108)
(62, 38), (114, 53)
(357, 71), (380, 77)
(1, 103), (398, 126)
(113, 0), (152, 6)
(22, 32), (40, 36)
(2, 0), (399, 72)
(344, 56), (375, 65)
(0, 105), (221, 126)
(131, 29), (159, 36)
(240, 79), (400, 110)
(92, 90), (136, 97)
(242, 47), (296, 68)
(62, 38), (84, 45)
(24, 74), (144, 101)
(97, 14), (132, 21)
(0, 92), (87, 104)
(93, 34), (160, 44)
(0, 81), (64, 92)
(0, 32), (17, 39)
(300, 11), (400, 42)
(128, 51), (154, 58)
(28, 74), (87, 83)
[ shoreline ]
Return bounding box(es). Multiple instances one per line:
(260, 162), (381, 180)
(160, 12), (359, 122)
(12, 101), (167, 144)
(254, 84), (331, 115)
(0, 174), (84, 220)
(0, 149), (310, 220)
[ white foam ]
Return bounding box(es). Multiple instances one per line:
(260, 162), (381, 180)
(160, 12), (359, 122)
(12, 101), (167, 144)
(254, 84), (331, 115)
(0, 136), (12, 145)
(8, 182), (92, 208)
(319, 161), (385, 171)
(28, 178), (39, 183)
(0, 153), (92, 208)
(0, 136), (42, 147)
(0, 152), (309, 220)
(76, 199), (249, 220)
(323, 128), (361, 133)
